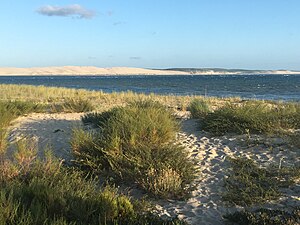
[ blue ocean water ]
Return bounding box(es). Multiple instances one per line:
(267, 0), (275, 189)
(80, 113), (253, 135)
(0, 75), (299, 101)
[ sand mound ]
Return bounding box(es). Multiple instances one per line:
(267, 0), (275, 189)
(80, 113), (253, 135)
(0, 66), (188, 76)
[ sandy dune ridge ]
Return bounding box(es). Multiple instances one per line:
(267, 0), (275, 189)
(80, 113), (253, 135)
(0, 66), (299, 76)
(0, 66), (187, 76)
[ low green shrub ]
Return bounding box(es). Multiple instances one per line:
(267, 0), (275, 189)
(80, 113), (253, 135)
(72, 101), (196, 199)
(0, 129), (7, 157)
(289, 133), (300, 148)
(202, 101), (300, 135)
(140, 165), (183, 198)
(0, 100), (44, 114)
(0, 141), (188, 225)
(71, 128), (108, 171)
(223, 157), (299, 206)
(81, 112), (103, 127)
(51, 98), (94, 113)
(188, 99), (211, 119)
(224, 208), (300, 225)
(0, 101), (43, 126)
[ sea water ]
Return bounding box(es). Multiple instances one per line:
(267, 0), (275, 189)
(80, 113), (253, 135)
(0, 74), (299, 101)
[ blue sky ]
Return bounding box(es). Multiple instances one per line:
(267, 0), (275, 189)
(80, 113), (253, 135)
(0, 0), (299, 69)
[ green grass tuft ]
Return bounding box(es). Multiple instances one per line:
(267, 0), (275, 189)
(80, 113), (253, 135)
(200, 101), (300, 135)
(223, 157), (299, 206)
(72, 101), (196, 199)
(51, 98), (95, 113)
(188, 99), (211, 119)
(0, 140), (188, 225)
(224, 208), (300, 225)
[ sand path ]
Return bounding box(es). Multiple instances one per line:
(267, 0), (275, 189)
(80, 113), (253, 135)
(154, 119), (299, 225)
(8, 113), (83, 163)
(154, 119), (237, 224)
(7, 114), (300, 225)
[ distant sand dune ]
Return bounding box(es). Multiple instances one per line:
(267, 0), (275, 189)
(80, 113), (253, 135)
(0, 66), (187, 76)
(0, 66), (299, 76)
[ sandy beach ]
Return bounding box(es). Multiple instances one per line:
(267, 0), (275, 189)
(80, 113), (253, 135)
(7, 112), (300, 225)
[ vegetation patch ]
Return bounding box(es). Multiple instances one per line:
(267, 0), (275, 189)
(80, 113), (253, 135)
(289, 133), (300, 149)
(200, 101), (300, 135)
(0, 84), (240, 112)
(188, 99), (211, 119)
(0, 139), (188, 225)
(72, 101), (196, 199)
(51, 98), (95, 113)
(224, 208), (300, 225)
(223, 157), (299, 206)
(0, 101), (44, 125)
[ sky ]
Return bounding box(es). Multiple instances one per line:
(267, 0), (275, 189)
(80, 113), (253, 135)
(0, 0), (299, 70)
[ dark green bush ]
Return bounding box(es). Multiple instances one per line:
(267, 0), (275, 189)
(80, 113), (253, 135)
(223, 157), (299, 206)
(188, 99), (211, 119)
(72, 101), (196, 199)
(51, 98), (94, 113)
(1, 100), (44, 115)
(81, 112), (104, 127)
(0, 101), (43, 126)
(202, 101), (300, 135)
(224, 208), (300, 225)
(290, 133), (300, 148)
(0, 143), (188, 225)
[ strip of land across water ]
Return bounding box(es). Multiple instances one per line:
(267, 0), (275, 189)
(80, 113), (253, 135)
(0, 66), (299, 76)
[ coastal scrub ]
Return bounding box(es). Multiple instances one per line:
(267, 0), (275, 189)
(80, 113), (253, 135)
(72, 101), (196, 199)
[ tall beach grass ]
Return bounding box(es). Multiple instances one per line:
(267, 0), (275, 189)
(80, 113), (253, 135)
(72, 101), (196, 199)
(0, 140), (188, 225)
(0, 84), (241, 112)
(189, 100), (300, 135)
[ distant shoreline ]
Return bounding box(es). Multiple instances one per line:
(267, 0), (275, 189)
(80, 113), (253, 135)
(0, 66), (299, 76)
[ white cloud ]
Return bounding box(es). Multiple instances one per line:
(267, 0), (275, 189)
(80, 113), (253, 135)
(37, 4), (95, 19)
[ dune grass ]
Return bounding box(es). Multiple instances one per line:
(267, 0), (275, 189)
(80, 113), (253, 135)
(0, 96), (188, 224)
(1, 83), (299, 223)
(0, 84), (241, 112)
(0, 139), (188, 225)
(198, 101), (300, 135)
(0, 101), (44, 124)
(224, 208), (300, 225)
(289, 133), (300, 149)
(188, 99), (211, 119)
(223, 157), (300, 206)
(50, 98), (95, 113)
(72, 101), (196, 199)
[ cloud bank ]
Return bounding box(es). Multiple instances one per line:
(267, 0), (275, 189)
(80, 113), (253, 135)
(37, 4), (95, 19)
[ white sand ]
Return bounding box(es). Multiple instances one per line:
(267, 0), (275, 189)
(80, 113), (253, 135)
(0, 66), (299, 76)
(7, 113), (300, 225)
(0, 66), (188, 76)
(8, 113), (83, 163)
